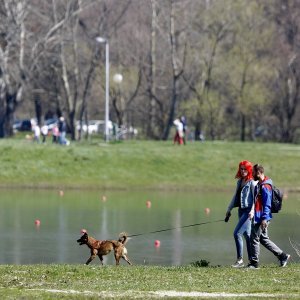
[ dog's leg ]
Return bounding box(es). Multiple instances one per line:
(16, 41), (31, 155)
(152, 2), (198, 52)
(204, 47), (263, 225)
(114, 253), (121, 266)
(85, 249), (97, 265)
(85, 254), (96, 265)
(122, 254), (132, 265)
(98, 255), (104, 265)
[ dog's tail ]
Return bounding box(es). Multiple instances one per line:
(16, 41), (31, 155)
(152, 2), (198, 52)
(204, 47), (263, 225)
(118, 232), (128, 245)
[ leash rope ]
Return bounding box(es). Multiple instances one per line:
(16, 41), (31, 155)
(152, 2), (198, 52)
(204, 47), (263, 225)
(127, 219), (224, 238)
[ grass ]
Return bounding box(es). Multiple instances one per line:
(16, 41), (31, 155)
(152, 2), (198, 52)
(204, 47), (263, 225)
(0, 264), (299, 299)
(0, 138), (299, 298)
(0, 139), (300, 191)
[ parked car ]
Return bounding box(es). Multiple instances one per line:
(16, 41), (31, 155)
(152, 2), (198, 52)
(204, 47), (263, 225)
(87, 120), (104, 134)
(13, 119), (33, 131)
(13, 120), (22, 131)
(76, 120), (106, 134)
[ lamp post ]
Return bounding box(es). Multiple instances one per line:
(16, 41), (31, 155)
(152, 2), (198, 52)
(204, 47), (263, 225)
(96, 37), (109, 142)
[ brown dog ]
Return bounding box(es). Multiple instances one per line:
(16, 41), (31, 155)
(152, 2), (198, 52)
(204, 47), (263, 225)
(77, 232), (132, 266)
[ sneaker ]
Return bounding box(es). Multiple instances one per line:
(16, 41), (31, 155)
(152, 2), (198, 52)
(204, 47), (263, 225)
(280, 254), (290, 267)
(246, 263), (259, 269)
(231, 259), (244, 268)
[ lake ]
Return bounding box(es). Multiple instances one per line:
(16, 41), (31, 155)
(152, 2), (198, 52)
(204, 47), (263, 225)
(0, 189), (299, 266)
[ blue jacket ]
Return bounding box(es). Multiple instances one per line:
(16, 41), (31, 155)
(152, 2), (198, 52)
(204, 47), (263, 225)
(253, 177), (273, 224)
(227, 179), (256, 211)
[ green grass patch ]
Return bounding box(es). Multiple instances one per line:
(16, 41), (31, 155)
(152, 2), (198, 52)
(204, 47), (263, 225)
(0, 139), (300, 190)
(0, 264), (299, 299)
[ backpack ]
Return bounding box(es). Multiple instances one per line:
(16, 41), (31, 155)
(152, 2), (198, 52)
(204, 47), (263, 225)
(261, 184), (283, 213)
(271, 186), (283, 213)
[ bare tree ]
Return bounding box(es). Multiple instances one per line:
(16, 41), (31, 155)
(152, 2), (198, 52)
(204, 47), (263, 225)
(0, 0), (28, 137)
(182, 0), (233, 140)
(147, 0), (157, 138)
(269, 0), (300, 142)
(162, 0), (185, 140)
(0, 0), (102, 137)
(1, 0), (299, 143)
(37, 0), (131, 140)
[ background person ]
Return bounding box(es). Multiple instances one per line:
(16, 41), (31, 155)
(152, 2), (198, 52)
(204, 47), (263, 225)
(58, 116), (67, 145)
(248, 164), (290, 269)
(52, 124), (59, 143)
(225, 160), (256, 268)
(33, 124), (41, 143)
(41, 123), (48, 143)
(173, 119), (184, 145)
(180, 116), (187, 144)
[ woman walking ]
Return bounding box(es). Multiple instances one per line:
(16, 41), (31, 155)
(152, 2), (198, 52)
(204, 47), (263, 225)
(225, 160), (256, 268)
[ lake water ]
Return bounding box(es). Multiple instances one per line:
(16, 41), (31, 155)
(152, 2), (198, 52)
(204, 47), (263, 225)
(0, 189), (299, 266)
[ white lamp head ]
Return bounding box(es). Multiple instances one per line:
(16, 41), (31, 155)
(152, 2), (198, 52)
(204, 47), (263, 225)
(95, 37), (107, 43)
(113, 73), (123, 83)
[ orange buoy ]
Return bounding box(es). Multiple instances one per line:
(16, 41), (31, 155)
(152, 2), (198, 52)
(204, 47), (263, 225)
(154, 240), (161, 248)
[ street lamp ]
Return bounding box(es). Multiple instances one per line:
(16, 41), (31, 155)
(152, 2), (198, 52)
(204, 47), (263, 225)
(113, 73), (123, 84)
(96, 36), (110, 142)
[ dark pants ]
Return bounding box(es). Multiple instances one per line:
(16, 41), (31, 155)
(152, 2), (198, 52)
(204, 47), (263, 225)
(250, 222), (283, 266)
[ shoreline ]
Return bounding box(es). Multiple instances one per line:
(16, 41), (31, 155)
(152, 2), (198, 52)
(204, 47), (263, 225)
(0, 183), (300, 193)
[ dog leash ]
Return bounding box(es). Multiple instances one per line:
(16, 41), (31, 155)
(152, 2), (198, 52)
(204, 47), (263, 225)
(127, 219), (224, 238)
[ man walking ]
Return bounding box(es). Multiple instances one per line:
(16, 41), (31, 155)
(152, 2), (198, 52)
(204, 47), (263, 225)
(248, 164), (290, 269)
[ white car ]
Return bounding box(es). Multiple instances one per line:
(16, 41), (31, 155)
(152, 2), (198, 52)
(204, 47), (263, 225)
(76, 120), (109, 134)
(45, 118), (58, 132)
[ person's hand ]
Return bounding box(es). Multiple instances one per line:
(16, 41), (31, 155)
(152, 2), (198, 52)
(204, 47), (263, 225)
(261, 220), (268, 230)
(248, 211), (254, 220)
(225, 211), (231, 222)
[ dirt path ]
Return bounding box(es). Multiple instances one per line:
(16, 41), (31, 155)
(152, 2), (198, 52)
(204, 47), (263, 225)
(26, 288), (299, 298)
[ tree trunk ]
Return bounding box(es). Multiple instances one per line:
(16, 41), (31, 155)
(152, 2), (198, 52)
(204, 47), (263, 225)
(4, 92), (17, 137)
(163, 0), (182, 140)
(240, 113), (245, 142)
(34, 93), (42, 126)
(147, 0), (157, 138)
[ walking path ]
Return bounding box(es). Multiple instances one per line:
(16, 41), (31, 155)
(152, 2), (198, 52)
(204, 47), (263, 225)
(26, 288), (300, 298)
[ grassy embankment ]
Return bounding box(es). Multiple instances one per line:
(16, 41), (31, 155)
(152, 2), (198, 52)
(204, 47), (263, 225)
(0, 139), (299, 299)
(0, 138), (299, 191)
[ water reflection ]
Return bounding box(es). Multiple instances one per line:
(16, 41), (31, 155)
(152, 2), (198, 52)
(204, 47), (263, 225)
(13, 204), (21, 264)
(172, 209), (182, 265)
(0, 189), (299, 266)
(100, 207), (108, 239)
(58, 206), (66, 263)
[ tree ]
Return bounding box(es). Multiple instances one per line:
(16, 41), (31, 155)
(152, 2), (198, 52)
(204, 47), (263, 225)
(267, 0), (300, 142)
(2, 0), (299, 143)
(222, 0), (273, 141)
(0, 0), (27, 137)
(181, 0), (234, 140)
(162, 0), (185, 140)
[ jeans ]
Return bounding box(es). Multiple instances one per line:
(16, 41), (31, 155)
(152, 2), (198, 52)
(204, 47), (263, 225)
(233, 208), (251, 260)
(59, 132), (66, 145)
(250, 222), (283, 266)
